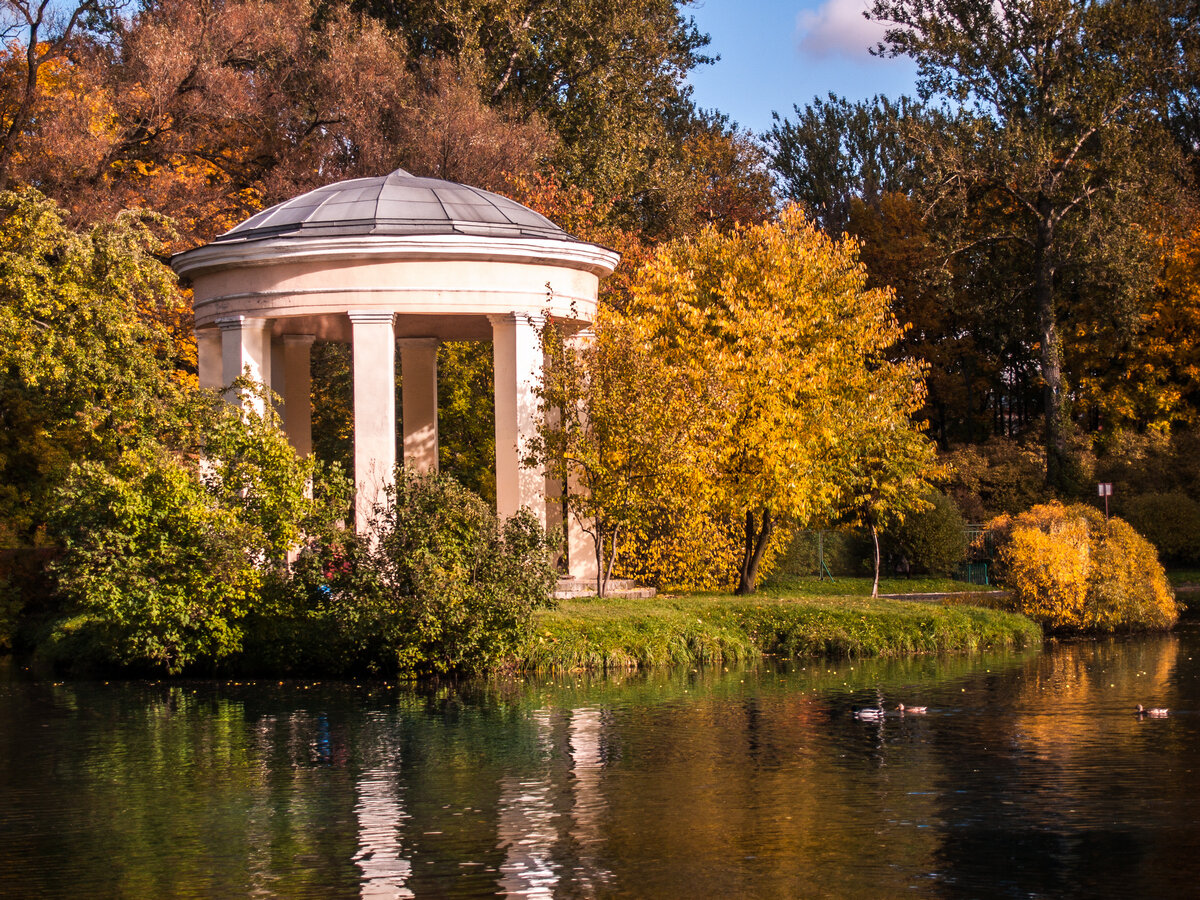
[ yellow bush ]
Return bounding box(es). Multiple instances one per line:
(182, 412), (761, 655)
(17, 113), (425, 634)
(1086, 517), (1179, 631)
(1003, 513), (1091, 629)
(989, 502), (1178, 632)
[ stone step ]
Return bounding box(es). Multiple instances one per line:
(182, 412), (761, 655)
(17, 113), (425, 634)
(556, 578), (639, 592)
(553, 577), (656, 601)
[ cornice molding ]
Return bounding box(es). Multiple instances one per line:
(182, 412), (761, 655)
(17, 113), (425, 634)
(173, 234), (620, 280)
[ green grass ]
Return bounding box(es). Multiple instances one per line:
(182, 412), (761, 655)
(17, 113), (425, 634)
(521, 591), (1041, 673)
(759, 574), (997, 596)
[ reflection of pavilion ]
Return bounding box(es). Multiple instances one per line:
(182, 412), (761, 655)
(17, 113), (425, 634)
(354, 765), (414, 899)
(172, 170), (618, 577)
(497, 707), (611, 897)
(338, 705), (612, 898)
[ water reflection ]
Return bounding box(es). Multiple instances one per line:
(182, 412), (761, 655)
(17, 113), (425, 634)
(497, 709), (558, 897)
(354, 714), (412, 899)
(5, 631), (1200, 897)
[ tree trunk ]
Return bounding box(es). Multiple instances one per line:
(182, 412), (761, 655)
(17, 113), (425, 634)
(735, 508), (774, 595)
(594, 529), (606, 598)
(870, 523), (881, 599)
(1035, 208), (1070, 490)
(603, 526), (619, 596)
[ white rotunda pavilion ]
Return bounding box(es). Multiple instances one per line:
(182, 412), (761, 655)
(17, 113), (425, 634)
(171, 169), (618, 580)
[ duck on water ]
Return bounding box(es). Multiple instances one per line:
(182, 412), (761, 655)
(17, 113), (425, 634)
(1136, 704), (1169, 717)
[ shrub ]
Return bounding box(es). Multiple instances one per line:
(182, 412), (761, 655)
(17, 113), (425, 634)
(245, 530), (392, 675)
(884, 491), (968, 575)
(46, 448), (261, 672)
(247, 472), (558, 678)
(1088, 517), (1179, 632)
(42, 396), (349, 674)
(987, 502), (1178, 632)
(1120, 492), (1200, 566)
(371, 470), (557, 675)
(0, 574), (18, 652)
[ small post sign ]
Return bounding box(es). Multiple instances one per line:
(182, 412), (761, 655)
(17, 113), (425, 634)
(1098, 482), (1113, 519)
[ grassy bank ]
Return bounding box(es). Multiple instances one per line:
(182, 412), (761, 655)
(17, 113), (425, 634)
(521, 589), (1041, 673)
(760, 574), (998, 596)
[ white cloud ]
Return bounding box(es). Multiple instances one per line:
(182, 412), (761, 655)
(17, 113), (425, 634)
(796, 0), (890, 59)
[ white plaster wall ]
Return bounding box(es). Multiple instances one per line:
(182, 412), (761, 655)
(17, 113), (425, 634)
(182, 237), (614, 333)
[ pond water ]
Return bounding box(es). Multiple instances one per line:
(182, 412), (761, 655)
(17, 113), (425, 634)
(3, 626), (1200, 898)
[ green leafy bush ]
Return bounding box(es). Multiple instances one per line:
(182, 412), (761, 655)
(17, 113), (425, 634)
(1120, 492), (1200, 566)
(47, 447), (260, 672)
(987, 502), (1178, 632)
(246, 530), (391, 675)
(0, 574), (19, 652)
(372, 471), (557, 675)
(254, 471), (559, 677)
(0, 189), (189, 547)
(884, 490), (967, 574)
(43, 395), (349, 674)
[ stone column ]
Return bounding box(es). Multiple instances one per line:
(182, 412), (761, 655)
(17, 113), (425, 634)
(543, 395), (564, 539)
(270, 338), (286, 418)
(490, 312), (546, 526)
(197, 329), (223, 390)
(282, 334), (316, 456)
(565, 472), (599, 582)
(349, 311), (397, 534)
(564, 329), (599, 581)
(398, 338), (439, 473)
(216, 315), (272, 415)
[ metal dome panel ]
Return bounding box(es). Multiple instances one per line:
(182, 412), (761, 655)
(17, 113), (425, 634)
(215, 169), (575, 243)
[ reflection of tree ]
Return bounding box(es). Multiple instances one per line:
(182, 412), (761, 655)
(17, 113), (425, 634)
(582, 685), (946, 896)
(1, 684), (365, 897)
(928, 633), (1184, 897)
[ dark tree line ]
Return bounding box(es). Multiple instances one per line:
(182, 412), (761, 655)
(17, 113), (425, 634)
(767, 0), (1200, 493)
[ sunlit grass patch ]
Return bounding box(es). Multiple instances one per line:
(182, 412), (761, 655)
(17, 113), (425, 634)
(756, 574), (997, 597)
(522, 591), (1041, 673)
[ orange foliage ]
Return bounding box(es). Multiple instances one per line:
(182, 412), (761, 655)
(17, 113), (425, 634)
(1071, 219), (1200, 430)
(508, 171), (652, 309)
(987, 502), (1178, 632)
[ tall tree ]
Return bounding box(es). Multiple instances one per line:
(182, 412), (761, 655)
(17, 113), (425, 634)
(766, 93), (925, 234)
(0, 0), (123, 190)
(626, 205), (933, 594)
(1, 0), (552, 245)
(871, 0), (1193, 488)
(354, 0), (716, 236)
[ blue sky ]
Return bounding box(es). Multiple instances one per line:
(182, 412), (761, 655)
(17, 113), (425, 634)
(684, 0), (917, 135)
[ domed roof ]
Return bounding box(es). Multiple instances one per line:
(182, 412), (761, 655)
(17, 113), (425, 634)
(214, 169), (575, 244)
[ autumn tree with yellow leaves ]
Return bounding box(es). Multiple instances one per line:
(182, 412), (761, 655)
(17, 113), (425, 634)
(542, 206), (937, 594)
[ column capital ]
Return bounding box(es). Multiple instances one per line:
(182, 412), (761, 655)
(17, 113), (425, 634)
(215, 314), (270, 332)
(565, 328), (596, 351)
(282, 333), (317, 347)
(487, 311), (547, 330)
(347, 310), (397, 327)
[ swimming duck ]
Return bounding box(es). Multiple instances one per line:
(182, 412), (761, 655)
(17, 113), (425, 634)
(1135, 704), (1169, 717)
(854, 707), (886, 721)
(897, 703), (928, 714)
